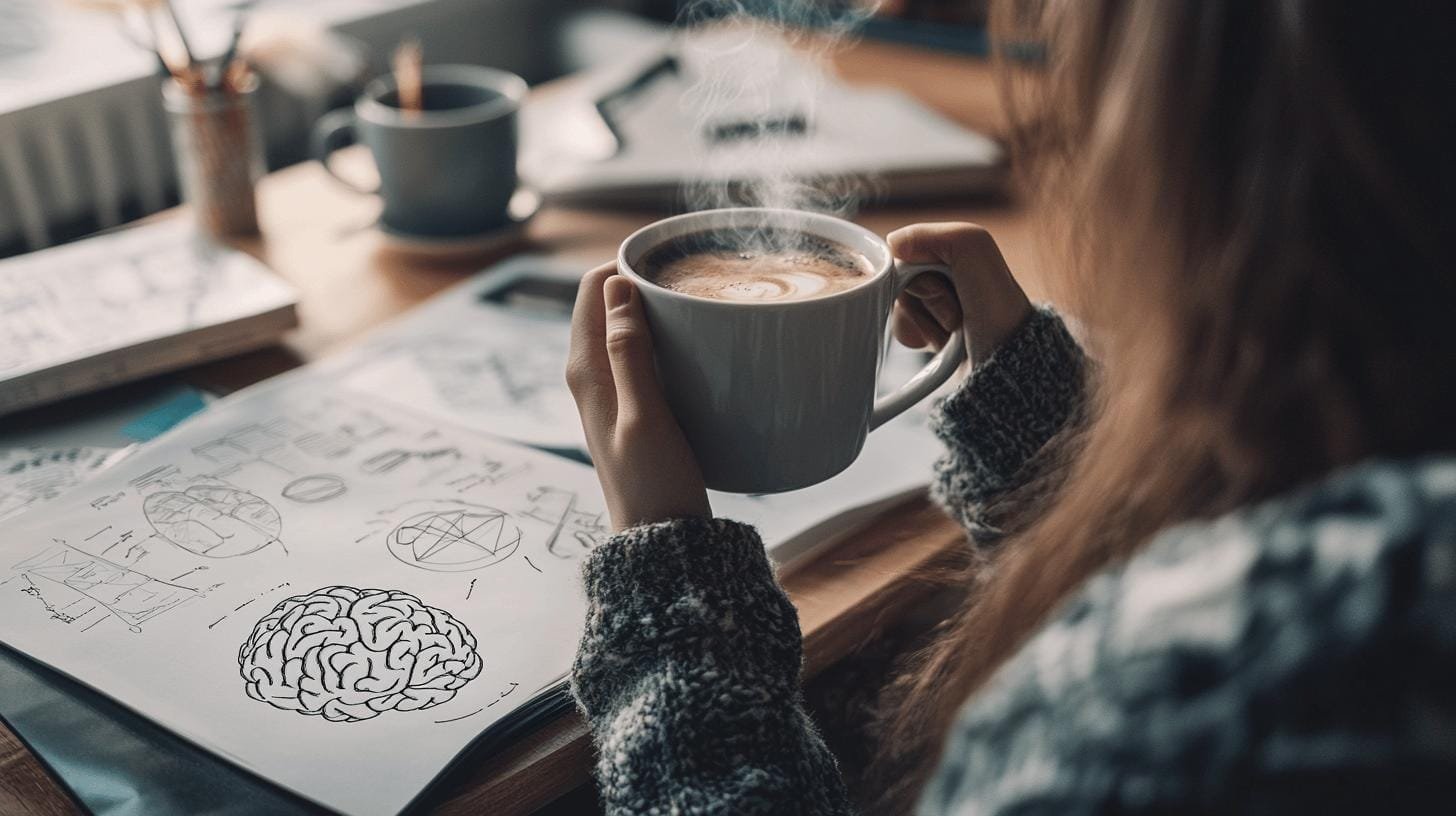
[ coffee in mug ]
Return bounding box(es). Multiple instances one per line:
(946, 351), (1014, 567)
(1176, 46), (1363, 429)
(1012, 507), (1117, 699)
(639, 228), (873, 303)
(618, 208), (967, 494)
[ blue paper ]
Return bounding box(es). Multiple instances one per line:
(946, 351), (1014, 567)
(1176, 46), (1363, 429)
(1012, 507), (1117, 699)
(119, 389), (208, 442)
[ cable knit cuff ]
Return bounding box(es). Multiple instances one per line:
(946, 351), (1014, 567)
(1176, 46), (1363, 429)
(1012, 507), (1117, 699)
(581, 517), (774, 601)
(931, 306), (1087, 502)
(573, 517), (803, 713)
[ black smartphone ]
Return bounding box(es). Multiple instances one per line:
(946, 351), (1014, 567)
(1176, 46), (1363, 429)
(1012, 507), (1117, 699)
(479, 276), (579, 317)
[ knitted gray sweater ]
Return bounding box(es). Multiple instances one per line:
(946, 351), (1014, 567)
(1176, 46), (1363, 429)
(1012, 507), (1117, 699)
(570, 308), (1456, 814)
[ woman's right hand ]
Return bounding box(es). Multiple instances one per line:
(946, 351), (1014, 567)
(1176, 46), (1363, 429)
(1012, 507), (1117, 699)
(888, 223), (1032, 370)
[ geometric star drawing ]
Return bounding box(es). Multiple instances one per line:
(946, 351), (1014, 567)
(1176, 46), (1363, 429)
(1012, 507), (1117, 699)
(386, 508), (521, 572)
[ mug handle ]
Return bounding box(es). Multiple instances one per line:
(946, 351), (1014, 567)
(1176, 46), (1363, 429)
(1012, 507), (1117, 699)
(869, 261), (967, 430)
(310, 109), (380, 195)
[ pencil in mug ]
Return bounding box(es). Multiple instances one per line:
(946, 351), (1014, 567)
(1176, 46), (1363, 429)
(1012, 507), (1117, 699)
(393, 37), (425, 118)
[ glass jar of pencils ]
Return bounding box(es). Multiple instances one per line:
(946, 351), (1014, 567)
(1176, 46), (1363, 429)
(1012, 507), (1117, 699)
(163, 71), (263, 237)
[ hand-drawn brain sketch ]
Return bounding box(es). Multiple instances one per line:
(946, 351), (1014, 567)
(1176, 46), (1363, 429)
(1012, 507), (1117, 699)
(238, 586), (482, 723)
(143, 485), (282, 558)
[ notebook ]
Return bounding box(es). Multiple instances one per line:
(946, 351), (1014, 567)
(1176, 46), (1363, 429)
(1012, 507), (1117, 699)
(321, 256), (946, 572)
(0, 221), (298, 416)
(0, 256), (944, 814)
(0, 367), (607, 815)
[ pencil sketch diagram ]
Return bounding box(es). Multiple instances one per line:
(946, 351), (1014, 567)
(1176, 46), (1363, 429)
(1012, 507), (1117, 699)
(129, 464), (181, 490)
(193, 423), (290, 473)
(358, 445), (460, 483)
(280, 474), (347, 504)
(410, 337), (565, 415)
(15, 546), (198, 631)
(190, 421), (320, 483)
(340, 331), (573, 432)
(0, 447), (116, 522)
(388, 506), (522, 572)
(237, 586), (482, 722)
(143, 485), (283, 558)
(441, 453), (531, 494)
(186, 399), (402, 485)
(521, 487), (609, 560)
(0, 223), (246, 377)
(361, 446), (462, 476)
(290, 403), (394, 460)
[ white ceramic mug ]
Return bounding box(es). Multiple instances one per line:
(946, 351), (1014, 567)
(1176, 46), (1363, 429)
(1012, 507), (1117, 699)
(618, 207), (966, 493)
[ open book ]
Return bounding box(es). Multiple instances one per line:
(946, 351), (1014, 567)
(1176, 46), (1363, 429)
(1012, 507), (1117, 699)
(0, 368), (607, 815)
(323, 256), (946, 573)
(0, 256), (944, 813)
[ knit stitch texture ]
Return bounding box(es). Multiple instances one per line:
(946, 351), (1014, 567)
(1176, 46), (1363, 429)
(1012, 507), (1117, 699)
(571, 308), (1456, 814)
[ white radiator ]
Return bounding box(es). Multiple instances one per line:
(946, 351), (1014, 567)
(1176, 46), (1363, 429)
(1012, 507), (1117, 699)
(0, 0), (586, 256)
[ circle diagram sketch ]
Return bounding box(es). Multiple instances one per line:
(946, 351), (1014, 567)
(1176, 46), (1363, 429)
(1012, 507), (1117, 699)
(238, 586), (482, 723)
(387, 508), (521, 572)
(280, 474), (347, 503)
(142, 485), (282, 558)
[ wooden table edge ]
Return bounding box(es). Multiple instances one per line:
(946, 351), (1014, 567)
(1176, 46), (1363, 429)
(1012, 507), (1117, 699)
(432, 496), (965, 815)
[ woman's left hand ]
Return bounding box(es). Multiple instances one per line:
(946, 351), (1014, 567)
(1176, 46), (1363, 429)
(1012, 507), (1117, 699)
(567, 263), (711, 532)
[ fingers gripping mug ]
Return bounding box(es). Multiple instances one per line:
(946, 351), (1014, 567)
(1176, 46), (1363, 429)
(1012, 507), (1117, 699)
(618, 208), (966, 494)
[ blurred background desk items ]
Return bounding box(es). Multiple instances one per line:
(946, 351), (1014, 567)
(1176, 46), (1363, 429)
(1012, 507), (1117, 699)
(1, 1), (996, 258)
(519, 26), (1003, 208)
(0, 221), (296, 416)
(0, 3), (1042, 814)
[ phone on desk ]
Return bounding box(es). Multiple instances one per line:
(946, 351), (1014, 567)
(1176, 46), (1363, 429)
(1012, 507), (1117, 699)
(479, 275), (578, 317)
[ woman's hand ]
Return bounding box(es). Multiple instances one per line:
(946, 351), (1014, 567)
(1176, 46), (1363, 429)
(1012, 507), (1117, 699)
(889, 223), (1032, 369)
(567, 263), (711, 532)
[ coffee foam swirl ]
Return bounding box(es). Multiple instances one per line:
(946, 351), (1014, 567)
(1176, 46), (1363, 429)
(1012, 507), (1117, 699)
(641, 230), (871, 303)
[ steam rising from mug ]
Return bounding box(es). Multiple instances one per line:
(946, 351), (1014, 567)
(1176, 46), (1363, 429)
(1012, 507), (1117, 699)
(675, 1), (882, 251)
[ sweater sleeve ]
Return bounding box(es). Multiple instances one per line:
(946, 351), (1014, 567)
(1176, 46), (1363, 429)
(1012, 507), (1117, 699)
(929, 306), (1088, 541)
(919, 459), (1456, 815)
(572, 517), (852, 816)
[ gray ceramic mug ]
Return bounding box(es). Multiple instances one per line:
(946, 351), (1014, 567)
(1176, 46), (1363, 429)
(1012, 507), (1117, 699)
(618, 208), (967, 494)
(312, 64), (526, 238)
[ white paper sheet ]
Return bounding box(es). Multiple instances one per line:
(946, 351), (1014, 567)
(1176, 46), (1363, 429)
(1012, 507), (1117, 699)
(322, 256), (949, 567)
(0, 373), (607, 815)
(0, 221), (295, 382)
(321, 264), (585, 451)
(520, 32), (1002, 205)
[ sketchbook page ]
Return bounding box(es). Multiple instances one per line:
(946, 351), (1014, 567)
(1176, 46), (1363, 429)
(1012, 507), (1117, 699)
(0, 377), (608, 816)
(319, 255), (950, 458)
(316, 257), (587, 451)
(0, 220), (296, 382)
(320, 256), (949, 562)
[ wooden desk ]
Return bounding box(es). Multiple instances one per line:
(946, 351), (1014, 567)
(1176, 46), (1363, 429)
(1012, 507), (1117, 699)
(0, 35), (1044, 816)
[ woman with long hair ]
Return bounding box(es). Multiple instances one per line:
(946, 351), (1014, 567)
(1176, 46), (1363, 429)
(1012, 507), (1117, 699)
(565, 1), (1456, 812)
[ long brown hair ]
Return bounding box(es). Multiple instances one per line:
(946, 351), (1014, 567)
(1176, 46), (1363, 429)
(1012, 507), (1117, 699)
(877, 0), (1456, 808)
